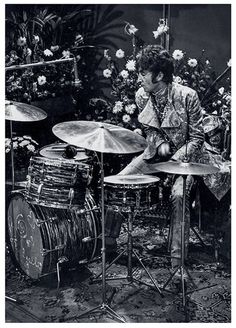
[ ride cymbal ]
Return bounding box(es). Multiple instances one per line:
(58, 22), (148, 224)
(52, 121), (147, 154)
(5, 100), (47, 122)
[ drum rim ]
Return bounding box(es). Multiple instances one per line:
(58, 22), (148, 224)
(104, 174), (160, 186)
(30, 155), (90, 166)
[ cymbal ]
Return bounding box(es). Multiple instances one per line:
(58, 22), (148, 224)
(104, 174), (160, 185)
(153, 161), (220, 176)
(52, 121), (147, 154)
(39, 143), (89, 161)
(5, 100), (47, 122)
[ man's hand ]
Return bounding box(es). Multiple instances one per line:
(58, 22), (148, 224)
(157, 142), (171, 157)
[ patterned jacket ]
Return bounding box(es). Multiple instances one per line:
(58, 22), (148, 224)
(135, 83), (230, 201)
(136, 82), (204, 162)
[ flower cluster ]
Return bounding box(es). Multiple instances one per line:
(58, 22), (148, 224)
(152, 19), (169, 39)
(5, 135), (39, 169)
(100, 23), (143, 131)
(171, 48), (231, 135)
(6, 28), (83, 102)
(5, 37), (82, 102)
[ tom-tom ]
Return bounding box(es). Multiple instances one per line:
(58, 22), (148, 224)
(39, 142), (89, 162)
(25, 156), (92, 208)
(7, 192), (101, 279)
(104, 174), (160, 212)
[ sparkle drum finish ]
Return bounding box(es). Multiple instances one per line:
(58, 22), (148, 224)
(103, 175), (160, 212)
(25, 156), (92, 209)
(7, 192), (101, 279)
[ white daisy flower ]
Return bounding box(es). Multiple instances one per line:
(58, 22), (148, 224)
(125, 60), (136, 71)
(103, 69), (112, 78)
(17, 37), (27, 47)
(37, 75), (47, 86)
(120, 70), (129, 79)
(172, 49), (184, 61)
(188, 58), (198, 67)
(113, 101), (123, 113)
(44, 49), (53, 57)
(125, 104), (136, 114)
(115, 49), (125, 58)
(122, 114), (131, 123)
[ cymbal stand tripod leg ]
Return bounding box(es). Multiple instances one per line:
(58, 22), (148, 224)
(92, 210), (163, 297)
(75, 152), (125, 323)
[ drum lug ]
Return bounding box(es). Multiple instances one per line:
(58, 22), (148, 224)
(41, 244), (65, 256)
(122, 191), (127, 204)
(36, 216), (58, 225)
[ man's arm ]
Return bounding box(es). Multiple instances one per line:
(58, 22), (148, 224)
(171, 90), (205, 162)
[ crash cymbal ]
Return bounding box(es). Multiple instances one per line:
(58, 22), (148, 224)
(52, 121), (147, 154)
(153, 161), (219, 176)
(104, 174), (160, 185)
(5, 100), (47, 122)
(39, 143), (89, 161)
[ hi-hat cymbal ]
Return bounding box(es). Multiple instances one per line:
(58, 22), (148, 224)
(5, 100), (47, 122)
(153, 161), (219, 176)
(39, 143), (89, 161)
(52, 121), (147, 154)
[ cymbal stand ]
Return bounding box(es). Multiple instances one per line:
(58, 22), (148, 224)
(75, 151), (125, 323)
(92, 208), (163, 297)
(10, 120), (15, 190)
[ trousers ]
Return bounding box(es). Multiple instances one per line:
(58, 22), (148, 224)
(104, 152), (194, 267)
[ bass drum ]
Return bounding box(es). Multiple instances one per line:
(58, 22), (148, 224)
(7, 191), (101, 279)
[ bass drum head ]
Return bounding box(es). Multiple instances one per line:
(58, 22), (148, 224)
(7, 192), (45, 279)
(7, 192), (101, 279)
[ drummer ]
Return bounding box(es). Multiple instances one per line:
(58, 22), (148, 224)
(106, 44), (205, 280)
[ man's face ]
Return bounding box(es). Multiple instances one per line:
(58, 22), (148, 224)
(137, 70), (158, 93)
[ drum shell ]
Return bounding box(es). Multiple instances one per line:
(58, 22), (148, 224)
(25, 156), (92, 208)
(7, 192), (101, 279)
(104, 181), (160, 211)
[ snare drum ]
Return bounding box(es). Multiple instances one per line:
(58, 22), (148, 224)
(7, 192), (101, 279)
(25, 156), (92, 208)
(104, 175), (160, 212)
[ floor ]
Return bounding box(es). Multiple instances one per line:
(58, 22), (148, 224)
(5, 218), (231, 323)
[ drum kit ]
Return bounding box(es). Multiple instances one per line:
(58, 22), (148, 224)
(5, 100), (219, 319)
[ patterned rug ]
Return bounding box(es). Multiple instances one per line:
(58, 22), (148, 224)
(5, 219), (231, 323)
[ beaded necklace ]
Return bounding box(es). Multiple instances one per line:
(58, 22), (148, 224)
(151, 85), (171, 123)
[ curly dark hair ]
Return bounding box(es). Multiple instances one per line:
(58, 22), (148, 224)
(136, 45), (174, 84)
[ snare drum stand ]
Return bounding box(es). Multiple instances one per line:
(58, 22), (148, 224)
(92, 206), (163, 298)
(75, 151), (125, 323)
